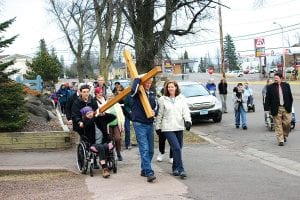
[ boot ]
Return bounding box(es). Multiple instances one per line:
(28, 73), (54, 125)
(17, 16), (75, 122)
(102, 168), (110, 178)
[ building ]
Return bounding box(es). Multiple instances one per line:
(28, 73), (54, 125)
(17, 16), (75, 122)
(0, 54), (32, 80)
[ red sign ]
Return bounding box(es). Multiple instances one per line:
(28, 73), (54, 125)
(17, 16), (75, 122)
(208, 67), (213, 75)
(255, 38), (265, 48)
(254, 38), (265, 57)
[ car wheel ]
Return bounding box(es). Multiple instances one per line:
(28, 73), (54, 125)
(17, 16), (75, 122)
(213, 113), (222, 123)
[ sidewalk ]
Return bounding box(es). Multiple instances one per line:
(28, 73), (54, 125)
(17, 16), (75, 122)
(0, 146), (189, 200)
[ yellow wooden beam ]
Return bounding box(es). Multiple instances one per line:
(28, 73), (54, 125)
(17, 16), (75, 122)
(98, 66), (162, 114)
(99, 50), (162, 117)
(123, 50), (162, 118)
(99, 87), (131, 113)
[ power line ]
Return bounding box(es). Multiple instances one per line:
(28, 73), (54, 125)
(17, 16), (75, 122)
(172, 23), (300, 48)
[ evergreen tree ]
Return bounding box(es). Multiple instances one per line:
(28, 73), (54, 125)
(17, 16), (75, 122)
(59, 55), (65, 78)
(224, 34), (238, 71)
(198, 57), (206, 73)
(0, 18), (28, 131)
(25, 39), (61, 87)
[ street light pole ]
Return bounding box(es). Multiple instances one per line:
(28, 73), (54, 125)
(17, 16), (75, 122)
(273, 22), (286, 79)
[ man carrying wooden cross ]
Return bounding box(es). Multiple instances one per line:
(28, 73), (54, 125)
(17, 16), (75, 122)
(99, 50), (161, 183)
(131, 76), (158, 183)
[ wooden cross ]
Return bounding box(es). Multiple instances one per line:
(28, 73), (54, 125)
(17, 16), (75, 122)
(99, 50), (162, 118)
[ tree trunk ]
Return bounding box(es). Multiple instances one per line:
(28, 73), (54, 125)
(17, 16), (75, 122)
(76, 56), (84, 82)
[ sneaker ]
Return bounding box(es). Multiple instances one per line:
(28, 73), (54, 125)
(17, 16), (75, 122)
(172, 170), (179, 176)
(140, 171), (147, 177)
(147, 175), (156, 182)
(242, 126), (248, 130)
(157, 152), (165, 162)
(102, 168), (110, 178)
(117, 155), (123, 161)
(278, 142), (284, 146)
(126, 145), (132, 150)
(179, 171), (187, 179)
(169, 158), (173, 164)
(236, 125), (239, 129)
(284, 137), (287, 142)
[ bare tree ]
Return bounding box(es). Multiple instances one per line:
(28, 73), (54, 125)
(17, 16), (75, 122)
(93, 0), (122, 81)
(48, 0), (97, 82)
(121, 0), (222, 73)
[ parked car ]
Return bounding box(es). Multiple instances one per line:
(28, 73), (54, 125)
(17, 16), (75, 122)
(249, 68), (259, 74)
(285, 66), (295, 74)
(226, 70), (243, 77)
(269, 67), (278, 73)
(157, 81), (222, 123)
(109, 79), (131, 90)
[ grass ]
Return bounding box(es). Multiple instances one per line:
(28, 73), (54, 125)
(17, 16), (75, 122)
(0, 170), (77, 181)
(122, 125), (204, 145)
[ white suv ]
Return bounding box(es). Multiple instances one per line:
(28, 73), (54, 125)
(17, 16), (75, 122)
(158, 81), (222, 123)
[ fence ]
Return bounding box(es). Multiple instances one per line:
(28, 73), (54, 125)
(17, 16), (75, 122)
(16, 75), (43, 92)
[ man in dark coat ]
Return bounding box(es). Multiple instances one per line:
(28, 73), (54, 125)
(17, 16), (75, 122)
(218, 78), (228, 113)
(264, 72), (293, 146)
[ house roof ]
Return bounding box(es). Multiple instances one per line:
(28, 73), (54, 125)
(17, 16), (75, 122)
(0, 54), (32, 61)
(111, 62), (125, 69)
(154, 59), (196, 65)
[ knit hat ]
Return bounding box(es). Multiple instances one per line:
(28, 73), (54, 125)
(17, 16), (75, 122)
(80, 106), (94, 116)
(95, 87), (103, 94)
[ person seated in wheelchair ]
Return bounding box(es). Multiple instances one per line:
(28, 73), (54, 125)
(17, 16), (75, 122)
(244, 82), (254, 108)
(80, 106), (115, 178)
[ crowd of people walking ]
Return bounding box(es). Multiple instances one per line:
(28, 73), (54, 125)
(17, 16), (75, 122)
(50, 70), (294, 182)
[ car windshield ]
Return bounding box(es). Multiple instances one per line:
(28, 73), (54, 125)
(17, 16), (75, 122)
(180, 84), (209, 97)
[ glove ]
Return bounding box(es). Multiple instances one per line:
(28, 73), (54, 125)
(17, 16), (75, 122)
(156, 129), (161, 135)
(185, 121), (192, 131)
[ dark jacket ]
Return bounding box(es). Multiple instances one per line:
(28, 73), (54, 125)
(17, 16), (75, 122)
(66, 92), (79, 121)
(123, 94), (133, 120)
(218, 82), (228, 95)
(82, 115), (116, 145)
(130, 78), (158, 124)
(71, 95), (98, 132)
(264, 82), (293, 116)
(71, 95), (116, 142)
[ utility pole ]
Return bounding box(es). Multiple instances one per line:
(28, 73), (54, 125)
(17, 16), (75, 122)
(218, 0), (225, 78)
(273, 22), (286, 79)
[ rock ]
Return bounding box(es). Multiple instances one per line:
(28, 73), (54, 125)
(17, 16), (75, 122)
(25, 102), (50, 120)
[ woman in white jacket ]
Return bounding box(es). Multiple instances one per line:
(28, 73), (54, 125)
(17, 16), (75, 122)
(156, 80), (192, 178)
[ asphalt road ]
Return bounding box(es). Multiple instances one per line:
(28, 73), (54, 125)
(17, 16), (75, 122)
(157, 72), (300, 199)
(2, 72), (300, 200)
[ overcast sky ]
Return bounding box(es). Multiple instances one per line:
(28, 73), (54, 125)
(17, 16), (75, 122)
(1, 0), (300, 64)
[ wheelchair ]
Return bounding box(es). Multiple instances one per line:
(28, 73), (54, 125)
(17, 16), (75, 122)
(247, 95), (255, 112)
(265, 109), (296, 132)
(76, 136), (117, 177)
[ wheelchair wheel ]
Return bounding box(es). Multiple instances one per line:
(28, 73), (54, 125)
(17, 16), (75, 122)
(77, 143), (88, 174)
(107, 149), (117, 173)
(291, 121), (295, 130)
(89, 162), (94, 177)
(113, 161), (117, 173)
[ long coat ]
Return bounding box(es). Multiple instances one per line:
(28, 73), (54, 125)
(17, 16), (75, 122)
(264, 82), (293, 116)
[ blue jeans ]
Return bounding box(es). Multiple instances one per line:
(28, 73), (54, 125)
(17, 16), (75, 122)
(247, 95), (254, 105)
(164, 131), (184, 173)
(133, 121), (154, 176)
(124, 116), (131, 147)
(235, 106), (247, 128)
